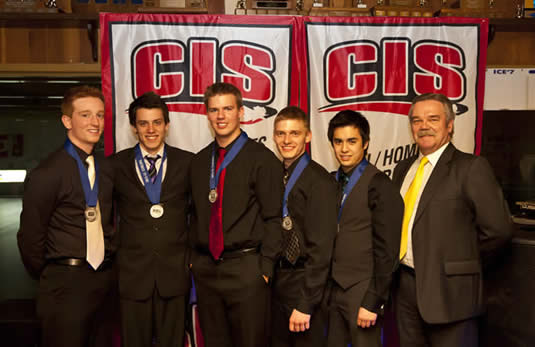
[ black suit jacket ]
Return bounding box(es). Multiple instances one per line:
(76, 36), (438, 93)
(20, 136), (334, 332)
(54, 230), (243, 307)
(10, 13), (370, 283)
(392, 143), (513, 324)
(332, 163), (403, 313)
(108, 145), (193, 300)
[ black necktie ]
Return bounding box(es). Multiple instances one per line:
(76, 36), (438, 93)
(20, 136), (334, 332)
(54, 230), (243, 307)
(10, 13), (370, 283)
(282, 166), (300, 265)
(339, 171), (350, 191)
(145, 155), (161, 183)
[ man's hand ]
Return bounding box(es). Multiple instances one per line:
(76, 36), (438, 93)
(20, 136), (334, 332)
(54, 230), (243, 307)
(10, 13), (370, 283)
(289, 309), (311, 332)
(262, 275), (269, 284)
(357, 307), (377, 328)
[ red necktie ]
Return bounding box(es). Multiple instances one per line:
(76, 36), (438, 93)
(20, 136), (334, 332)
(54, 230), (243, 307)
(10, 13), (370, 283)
(209, 148), (226, 260)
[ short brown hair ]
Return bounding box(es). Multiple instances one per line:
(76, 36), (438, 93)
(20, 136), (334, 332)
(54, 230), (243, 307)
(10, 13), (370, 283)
(61, 86), (104, 117)
(274, 106), (309, 130)
(203, 82), (243, 109)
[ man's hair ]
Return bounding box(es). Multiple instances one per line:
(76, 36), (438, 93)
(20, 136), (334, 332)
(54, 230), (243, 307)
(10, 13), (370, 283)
(203, 82), (243, 109)
(274, 106), (309, 130)
(61, 86), (104, 117)
(408, 93), (455, 135)
(128, 91), (170, 126)
(327, 110), (370, 149)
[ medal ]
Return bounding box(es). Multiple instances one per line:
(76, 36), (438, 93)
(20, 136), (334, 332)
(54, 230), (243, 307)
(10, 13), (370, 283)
(135, 144), (167, 212)
(281, 153), (310, 232)
(282, 216), (293, 231)
(150, 204), (164, 218)
(85, 206), (97, 222)
(208, 189), (218, 203)
(209, 132), (248, 204)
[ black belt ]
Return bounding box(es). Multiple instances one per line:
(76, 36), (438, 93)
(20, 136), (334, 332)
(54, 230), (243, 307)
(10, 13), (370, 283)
(52, 258), (113, 270)
(198, 247), (259, 262)
(277, 257), (306, 269)
(400, 264), (416, 276)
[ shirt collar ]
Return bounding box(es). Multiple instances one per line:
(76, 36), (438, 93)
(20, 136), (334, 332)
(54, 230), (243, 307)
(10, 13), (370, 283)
(216, 130), (243, 151)
(285, 152), (306, 174)
(419, 142), (449, 167)
(139, 144), (165, 159)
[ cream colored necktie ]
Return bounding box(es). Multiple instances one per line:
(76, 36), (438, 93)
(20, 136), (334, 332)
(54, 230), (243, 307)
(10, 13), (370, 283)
(399, 156), (429, 260)
(85, 155), (104, 270)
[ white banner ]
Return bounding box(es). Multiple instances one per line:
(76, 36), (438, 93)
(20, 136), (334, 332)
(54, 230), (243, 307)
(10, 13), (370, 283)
(305, 17), (488, 176)
(101, 14), (300, 155)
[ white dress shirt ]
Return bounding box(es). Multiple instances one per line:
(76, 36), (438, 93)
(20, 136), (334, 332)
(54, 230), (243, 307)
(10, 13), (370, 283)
(135, 144), (167, 183)
(400, 142), (449, 268)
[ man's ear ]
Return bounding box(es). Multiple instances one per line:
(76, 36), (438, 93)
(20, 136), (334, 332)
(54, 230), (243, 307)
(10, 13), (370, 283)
(61, 115), (72, 130)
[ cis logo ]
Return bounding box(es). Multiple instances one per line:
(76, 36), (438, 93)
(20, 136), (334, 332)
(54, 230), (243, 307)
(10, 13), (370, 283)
(131, 38), (278, 123)
(321, 38), (469, 116)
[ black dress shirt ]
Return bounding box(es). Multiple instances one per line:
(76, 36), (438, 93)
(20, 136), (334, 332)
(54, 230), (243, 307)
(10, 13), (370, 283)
(17, 142), (115, 279)
(282, 154), (339, 313)
(189, 135), (284, 277)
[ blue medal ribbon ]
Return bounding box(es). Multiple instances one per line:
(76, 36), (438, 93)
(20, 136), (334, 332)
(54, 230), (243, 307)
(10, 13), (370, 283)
(337, 159), (369, 222)
(282, 153), (311, 219)
(135, 144), (167, 205)
(64, 138), (99, 207)
(210, 131), (248, 192)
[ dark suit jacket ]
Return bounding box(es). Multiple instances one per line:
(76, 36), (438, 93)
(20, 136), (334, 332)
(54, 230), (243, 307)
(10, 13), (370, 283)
(108, 145), (193, 300)
(332, 163), (403, 313)
(392, 143), (513, 324)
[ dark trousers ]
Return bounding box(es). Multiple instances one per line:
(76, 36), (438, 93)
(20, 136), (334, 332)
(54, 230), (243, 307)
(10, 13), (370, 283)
(37, 263), (117, 347)
(120, 288), (186, 347)
(395, 265), (479, 347)
(327, 280), (382, 347)
(271, 267), (327, 347)
(191, 251), (270, 347)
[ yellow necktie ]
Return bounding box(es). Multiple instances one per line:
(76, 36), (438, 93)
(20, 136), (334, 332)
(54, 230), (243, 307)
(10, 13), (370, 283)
(399, 156), (428, 260)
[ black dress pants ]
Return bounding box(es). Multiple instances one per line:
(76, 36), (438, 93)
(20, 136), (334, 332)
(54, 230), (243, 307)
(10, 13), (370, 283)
(120, 287), (186, 347)
(271, 267), (327, 347)
(191, 251), (270, 347)
(327, 280), (382, 347)
(37, 263), (117, 347)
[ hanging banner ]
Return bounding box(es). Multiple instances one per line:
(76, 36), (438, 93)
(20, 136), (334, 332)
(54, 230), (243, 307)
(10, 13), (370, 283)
(100, 13), (301, 156)
(304, 17), (488, 176)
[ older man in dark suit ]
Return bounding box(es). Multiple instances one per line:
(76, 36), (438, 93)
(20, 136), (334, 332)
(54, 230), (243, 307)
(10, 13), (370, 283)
(393, 93), (513, 347)
(107, 91), (193, 347)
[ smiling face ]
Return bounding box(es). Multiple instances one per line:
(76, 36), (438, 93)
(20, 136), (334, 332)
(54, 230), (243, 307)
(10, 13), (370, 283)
(132, 107), (169, 155)
(410, 99), (453, 156)
(206, 93), (243, 147)
(274, 118), (311, 168)
(332, 125), (369, 173)
(61, 96), (104, 154)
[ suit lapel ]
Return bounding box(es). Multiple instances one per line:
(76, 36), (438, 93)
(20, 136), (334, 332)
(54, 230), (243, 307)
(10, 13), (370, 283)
(161, 145), (176, 199)
(413, 143), (455, 223)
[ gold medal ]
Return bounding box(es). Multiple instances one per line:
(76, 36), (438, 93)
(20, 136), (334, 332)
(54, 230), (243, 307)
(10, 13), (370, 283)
(208, 189), (218, 203)
(282, 216), (293, 231)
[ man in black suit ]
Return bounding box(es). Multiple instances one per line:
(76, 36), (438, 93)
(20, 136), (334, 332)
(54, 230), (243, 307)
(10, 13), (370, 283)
(326, 110), (403, 347)
(107, 91), (193, 347)
(189, 82), (283, 347)
(271, 106), (338, 347)
(18, 86), (116, 347)
(392, 93), (513, 347)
